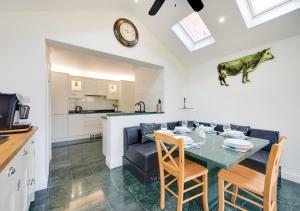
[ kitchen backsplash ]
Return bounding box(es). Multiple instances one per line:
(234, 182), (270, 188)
(68, 96), (118, 111)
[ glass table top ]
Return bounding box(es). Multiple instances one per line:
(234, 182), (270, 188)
(183, 131), (269, 169)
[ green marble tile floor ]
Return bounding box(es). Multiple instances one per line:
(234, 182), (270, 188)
(29, 139), (300, 211)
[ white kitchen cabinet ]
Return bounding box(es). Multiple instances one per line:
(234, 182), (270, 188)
(26, 139), (35, 206)
(68, 114), (86, 136)
(85, 114), (102, 134)
(119, 81), (135, 112)
(51, 114), (68, 140)
(96, 79), (107, 96)
(106, 80), (120, 100)
(85, 78), (97, 95)
(69, 76), (85, 98)
(50, 72), (69, 114)
(0, 137), (35, 211)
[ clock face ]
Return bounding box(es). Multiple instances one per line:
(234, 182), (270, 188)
(119, 22), (137, 42)
(114, 18), (139, 47)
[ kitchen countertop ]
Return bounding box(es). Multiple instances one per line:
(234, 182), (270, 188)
(101, 112), (164, 119)
(0, 127), (37, 172)
(69, 109), (116, 114)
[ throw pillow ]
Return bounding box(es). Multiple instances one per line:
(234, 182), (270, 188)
(230, 124), (250, 135)
(140, 123), (156, 143)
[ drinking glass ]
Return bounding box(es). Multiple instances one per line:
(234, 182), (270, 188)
(182, 120), (188, 127)
(223, 124), (231, 132)
(161, 122), (168, 130)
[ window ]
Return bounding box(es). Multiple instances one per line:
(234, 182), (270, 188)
(236, 0), (300, 28)
(172, 12), (215, 52)
(248, 0), (292, 16)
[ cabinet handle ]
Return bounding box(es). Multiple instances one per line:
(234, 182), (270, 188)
(23, 149), (28, 156)
(8, 167), (16, 176)
(31, 140), (35, 144)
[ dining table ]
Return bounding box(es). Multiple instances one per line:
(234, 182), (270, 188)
(180, 129), (269, 209)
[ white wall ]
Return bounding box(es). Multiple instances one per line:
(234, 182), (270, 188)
(0, 9), (186, 191)
(185, 35), (300, 183)
(134, 67), (164, 112)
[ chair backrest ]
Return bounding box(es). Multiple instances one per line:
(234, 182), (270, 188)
(154, 132), (185, 178)
(264, 136), (287, 208)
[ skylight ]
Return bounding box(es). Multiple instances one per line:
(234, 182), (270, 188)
(236, 0), (300, 28)
(172, 12), (215, 52)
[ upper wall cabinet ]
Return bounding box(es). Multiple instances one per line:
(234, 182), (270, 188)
(85, 78), (97, 96)
(69, 76), (85, 98)
(96, 79), (107, 96)
(106, 80), (120, 100)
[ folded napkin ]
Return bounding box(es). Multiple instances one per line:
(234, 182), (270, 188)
(221, 144), (253, 153)
(222, 130), (246, 139)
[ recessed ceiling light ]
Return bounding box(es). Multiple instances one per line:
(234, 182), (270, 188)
(218, 16), (226, 23)
(134, 0), (139, 3)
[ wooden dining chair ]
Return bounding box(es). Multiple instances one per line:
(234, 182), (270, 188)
(218, 136), (287, 211)
(154, 132), (209, 211)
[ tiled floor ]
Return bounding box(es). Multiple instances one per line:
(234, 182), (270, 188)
(30, 140), (300, 211)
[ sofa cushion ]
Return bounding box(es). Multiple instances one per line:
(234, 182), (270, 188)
(140, 123), (156, 143)
(247, 128), (279, 151)
(167, 122), (180, 130)
(124, 126), (142, 147)
(126, 142), (159, 172)
(240, 150), (269, 174)
(231, 124), (250, 135)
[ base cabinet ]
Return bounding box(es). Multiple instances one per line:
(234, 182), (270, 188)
(0, 137), (35, 211)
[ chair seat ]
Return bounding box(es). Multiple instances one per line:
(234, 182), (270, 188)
(168, 157), (208, 182)
(219, 164), (265, 195)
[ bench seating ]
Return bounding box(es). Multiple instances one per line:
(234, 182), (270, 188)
(123, 121), (281, 185)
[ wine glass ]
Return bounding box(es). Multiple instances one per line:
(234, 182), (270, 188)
(193, 121), (200, 128)
(161, 122), (168, 131)
(210, 120), (217, 130)
(223, 124), (231, 132)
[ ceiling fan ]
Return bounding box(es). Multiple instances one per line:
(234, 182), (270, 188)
(149, 0), (204, 16)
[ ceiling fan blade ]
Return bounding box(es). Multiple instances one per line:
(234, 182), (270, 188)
(186, 0), (204, 12)
(149, 0), (166, 16)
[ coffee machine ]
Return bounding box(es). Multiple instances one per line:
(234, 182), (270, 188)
(0, 93), (31, 131)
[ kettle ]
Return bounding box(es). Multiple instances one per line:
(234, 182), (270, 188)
(75, 106), (82, 113)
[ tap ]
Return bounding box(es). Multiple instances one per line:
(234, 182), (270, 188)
(135, 101), (145, 112)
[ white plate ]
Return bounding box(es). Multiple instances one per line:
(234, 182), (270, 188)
(173, 135), (194, 145)
(224, 138), (253, 149)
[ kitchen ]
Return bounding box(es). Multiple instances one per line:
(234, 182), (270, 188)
(49, 42), (164, 144)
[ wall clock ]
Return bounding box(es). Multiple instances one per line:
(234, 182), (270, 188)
(114, 18), (139, 47)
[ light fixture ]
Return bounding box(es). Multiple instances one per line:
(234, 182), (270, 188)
(218, 16), (226, 23)
(134, 0), (139, 3)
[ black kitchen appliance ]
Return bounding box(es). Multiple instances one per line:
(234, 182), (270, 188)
(0, 93), (31, 132)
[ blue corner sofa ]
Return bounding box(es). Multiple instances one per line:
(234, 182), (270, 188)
(123, 121), (280, 185)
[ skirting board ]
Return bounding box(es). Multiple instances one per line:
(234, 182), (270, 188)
(52, 135), (90, 143)
(106, 157), (122, 169)
(282, 169), (300, 184)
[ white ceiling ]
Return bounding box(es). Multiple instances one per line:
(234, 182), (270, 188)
(50, 47), (137, 81)
(1, 0), (300, 67)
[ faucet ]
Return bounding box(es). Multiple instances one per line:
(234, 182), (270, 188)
(135, 101), (145, 112)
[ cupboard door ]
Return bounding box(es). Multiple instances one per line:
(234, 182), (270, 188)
(106, 80), (119, 100)
(68, 114), (86, 136)
(85, 78), (97, 95)
(96, 79), (106, 96)
(26, 139), (35, 206)
(119, 81), (135, 112)
(50, 72), (69, 114)
(51, 114), (68, 140)
(69, 76), (85, 98)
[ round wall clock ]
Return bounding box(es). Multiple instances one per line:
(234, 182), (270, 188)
(114, 18), (139, 47)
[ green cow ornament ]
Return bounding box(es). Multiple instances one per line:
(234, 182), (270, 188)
(217, 48), (274, 86)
